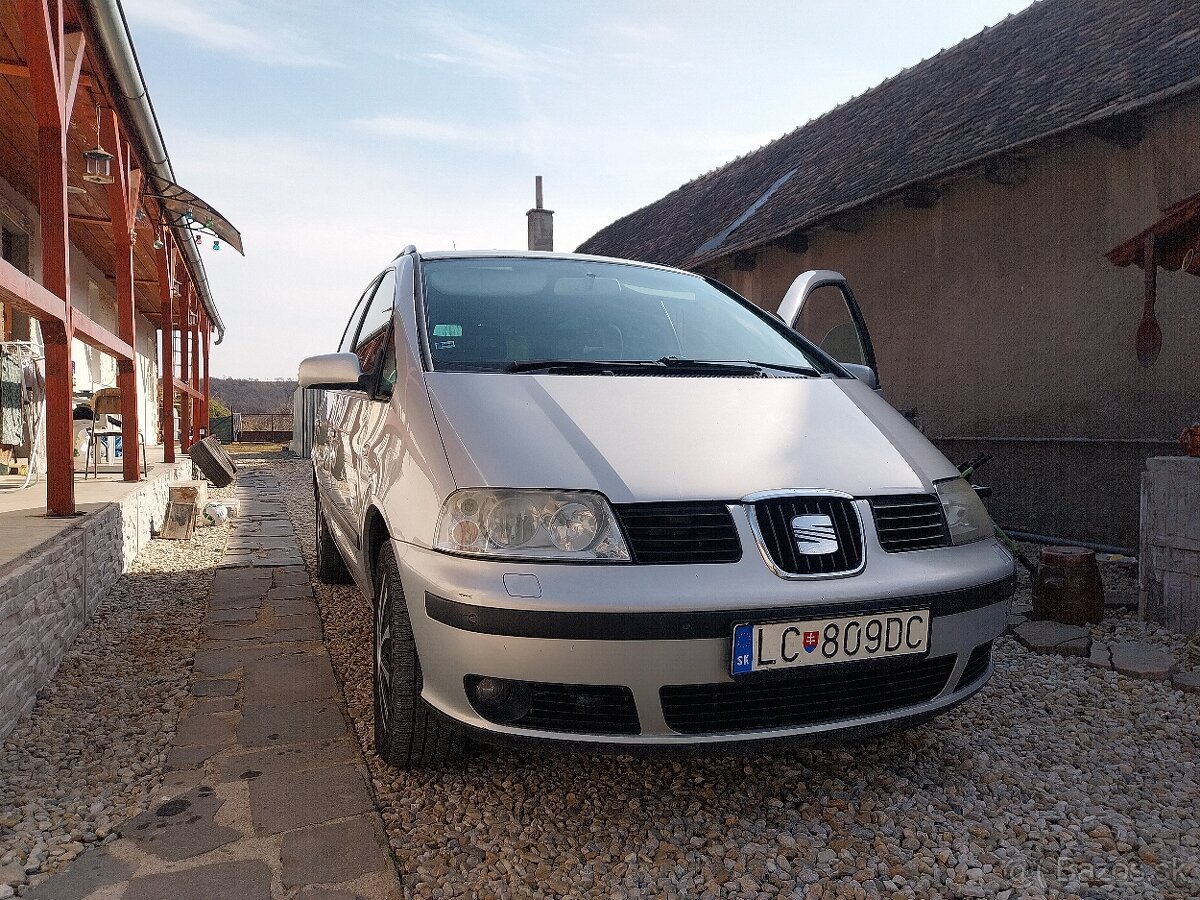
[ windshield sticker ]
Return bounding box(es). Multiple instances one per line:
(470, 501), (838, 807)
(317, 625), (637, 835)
(433, 340), (456, 350)
(432, 324), (463, 337)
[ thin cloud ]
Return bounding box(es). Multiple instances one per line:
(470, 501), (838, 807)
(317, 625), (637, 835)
(352, 114), (540, 155)
(354, 115), (494, 145)
(122, 0), (336, 67)
(406, 10), (569, 80)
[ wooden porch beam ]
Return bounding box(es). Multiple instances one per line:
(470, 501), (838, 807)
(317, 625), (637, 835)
(175, 379), (202, 400)
(73, 310), (133, 362)
(61, 30), (86, 124)
(0, 257), (68, 321)
(0, 58), (94, 88)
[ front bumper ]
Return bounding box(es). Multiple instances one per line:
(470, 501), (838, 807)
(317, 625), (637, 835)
(394, 518), (1015, 747)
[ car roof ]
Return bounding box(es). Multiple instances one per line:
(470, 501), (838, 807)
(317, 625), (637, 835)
(401, 248), (698, 278)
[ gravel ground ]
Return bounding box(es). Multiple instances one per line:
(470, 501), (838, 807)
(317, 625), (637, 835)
(0, 483), (233, 890)
(275, 457), (1200, 900)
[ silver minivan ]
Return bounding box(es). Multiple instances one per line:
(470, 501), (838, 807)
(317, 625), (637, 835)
(299, 249), (1015, 768)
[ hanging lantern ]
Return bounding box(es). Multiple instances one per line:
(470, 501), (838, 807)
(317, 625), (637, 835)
(82, 106), (115, 184)
(82, 146), (114, 184)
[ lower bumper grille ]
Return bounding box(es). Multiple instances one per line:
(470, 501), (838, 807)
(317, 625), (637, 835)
(466, 678), (640, 735)
(660, 654), (957, 734)
(955, 641), (993, 691)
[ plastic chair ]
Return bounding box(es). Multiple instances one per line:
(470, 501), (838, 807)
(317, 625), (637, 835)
(84, 387), (147, 478)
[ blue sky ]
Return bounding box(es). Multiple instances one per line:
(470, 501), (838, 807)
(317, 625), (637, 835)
(123, 0), (1032, 379)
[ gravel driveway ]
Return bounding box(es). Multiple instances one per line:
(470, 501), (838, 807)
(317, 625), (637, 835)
(274, 457), (1199, 900)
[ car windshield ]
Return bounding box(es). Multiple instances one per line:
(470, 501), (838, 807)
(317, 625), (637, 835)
(421, 257), (831, 374)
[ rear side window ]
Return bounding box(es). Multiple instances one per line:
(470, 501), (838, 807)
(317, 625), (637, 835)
(354, 269), (396, 374)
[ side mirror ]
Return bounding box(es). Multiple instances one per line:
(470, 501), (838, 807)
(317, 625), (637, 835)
(298, 352), (365, 390)
(841, 362), (880, 391)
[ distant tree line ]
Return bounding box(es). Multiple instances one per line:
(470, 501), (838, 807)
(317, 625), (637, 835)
(210, 377), (298, 415)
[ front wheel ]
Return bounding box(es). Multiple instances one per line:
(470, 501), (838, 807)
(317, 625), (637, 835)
(373, 541), (464, 768)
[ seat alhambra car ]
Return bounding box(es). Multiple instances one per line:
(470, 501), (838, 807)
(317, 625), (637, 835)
(299, 248), (1015, 768)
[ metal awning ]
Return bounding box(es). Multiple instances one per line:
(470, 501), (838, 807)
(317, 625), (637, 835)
(1107, 189), (1200, 275)
(142, 173), (245, 256)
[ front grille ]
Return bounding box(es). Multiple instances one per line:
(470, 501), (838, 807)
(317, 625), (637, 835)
(751, 496), (862, 575)
(613, 502), (741, 564)
(467, 678), (640, 735)
(870, 494), (950, 551)
(660, 654), (957, 734)
(955, 641), (993, 691)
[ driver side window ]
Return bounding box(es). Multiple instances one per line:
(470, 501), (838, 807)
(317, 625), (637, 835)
(793, 284), (867, 366)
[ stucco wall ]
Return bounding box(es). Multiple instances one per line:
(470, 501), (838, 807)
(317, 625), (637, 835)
(716, 97), (1200, 547)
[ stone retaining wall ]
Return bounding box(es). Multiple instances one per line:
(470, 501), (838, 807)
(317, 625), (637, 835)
(0, 462), (194, 740)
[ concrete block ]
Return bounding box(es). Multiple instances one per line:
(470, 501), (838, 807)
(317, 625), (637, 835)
(248, 765), (373, 836)
(1014, 620), (1092, 657)
(122, 860), (272, 900)
(1108, 641), (1176, 681)
(280, 816), (391, 887)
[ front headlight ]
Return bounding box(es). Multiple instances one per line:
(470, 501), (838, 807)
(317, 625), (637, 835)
(435, 489), (631, 561)
(935, 477), (995, 545)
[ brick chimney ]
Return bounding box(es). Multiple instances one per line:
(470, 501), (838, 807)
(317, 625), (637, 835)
(526, 175), (554, 251)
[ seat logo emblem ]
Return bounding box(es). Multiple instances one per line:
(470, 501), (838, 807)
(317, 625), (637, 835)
(791, 514), (839, 555)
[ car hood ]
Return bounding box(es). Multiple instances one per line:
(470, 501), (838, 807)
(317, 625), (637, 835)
(424, 373), (959, 502)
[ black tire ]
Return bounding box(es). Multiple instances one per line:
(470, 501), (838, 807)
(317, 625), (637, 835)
(315, 499), (353, 585)
(373, 541), (464, 768)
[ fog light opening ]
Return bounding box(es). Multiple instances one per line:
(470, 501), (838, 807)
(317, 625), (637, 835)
(465, 675), (532, 725)
(473, 677), (511, 708)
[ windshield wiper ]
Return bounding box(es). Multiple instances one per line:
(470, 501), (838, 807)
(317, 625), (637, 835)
(504, 359), (651, 373)
(741, 360), (822, 377)
(653, 357), (763, 375)
(505, 357), (763, 375)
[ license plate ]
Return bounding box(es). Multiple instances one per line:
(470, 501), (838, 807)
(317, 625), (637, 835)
(731, 609), (930, 675)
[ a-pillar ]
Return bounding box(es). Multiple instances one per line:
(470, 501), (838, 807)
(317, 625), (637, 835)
(157, 233), (176, 463)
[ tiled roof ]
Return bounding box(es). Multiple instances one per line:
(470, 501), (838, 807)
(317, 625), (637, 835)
(577, 0), (1200, 268)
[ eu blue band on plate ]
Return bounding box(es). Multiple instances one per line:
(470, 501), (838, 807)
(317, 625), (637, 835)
(732, 624), (754, 674)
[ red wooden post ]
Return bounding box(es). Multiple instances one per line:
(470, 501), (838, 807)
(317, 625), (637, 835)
(178, 287), (191, 452)
(101, 110), (140, 481)
(201, 312), (211, 427)
(190, 302), (201, 441)
(157, 233), (176, 463)
(18, 0), (79, 516)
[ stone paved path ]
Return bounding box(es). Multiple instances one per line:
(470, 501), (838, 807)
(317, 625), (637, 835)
(26, 469), (400, 900)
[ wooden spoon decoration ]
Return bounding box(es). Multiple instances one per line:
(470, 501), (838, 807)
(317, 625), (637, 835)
(1136, 301), (1162, 368)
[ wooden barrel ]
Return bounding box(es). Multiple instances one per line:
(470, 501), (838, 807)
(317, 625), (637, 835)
(1032, 546), (1105, 625)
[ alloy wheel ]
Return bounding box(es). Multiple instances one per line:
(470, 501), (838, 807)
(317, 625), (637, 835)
(374, 581), (394, 738)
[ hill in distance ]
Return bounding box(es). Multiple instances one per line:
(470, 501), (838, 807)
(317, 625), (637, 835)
(211, 377), (297, 414)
